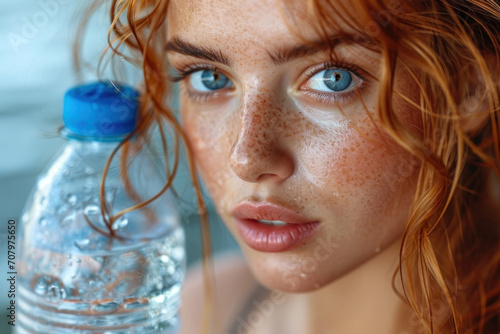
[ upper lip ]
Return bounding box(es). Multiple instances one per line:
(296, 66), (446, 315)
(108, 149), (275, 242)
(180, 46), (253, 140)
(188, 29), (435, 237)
(231, 201), (319, 224)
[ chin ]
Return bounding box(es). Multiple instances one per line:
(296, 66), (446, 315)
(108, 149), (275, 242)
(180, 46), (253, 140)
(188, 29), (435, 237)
(239, 236), (403, 294)
(249, 261), (337, 293)
(239, 245), (344, 293)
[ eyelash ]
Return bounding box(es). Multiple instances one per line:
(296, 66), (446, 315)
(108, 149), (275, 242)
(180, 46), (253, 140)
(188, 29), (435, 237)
(300, 61), (366, 104)
(169, 61), (367, 104)
(169, 64), (225, 102)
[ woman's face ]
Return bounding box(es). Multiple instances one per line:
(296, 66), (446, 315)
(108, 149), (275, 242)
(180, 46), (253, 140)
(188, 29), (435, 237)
(167, 0), (421, 292)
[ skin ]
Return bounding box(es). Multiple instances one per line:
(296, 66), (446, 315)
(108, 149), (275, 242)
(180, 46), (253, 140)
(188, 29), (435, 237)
(167, 0), (423, 332)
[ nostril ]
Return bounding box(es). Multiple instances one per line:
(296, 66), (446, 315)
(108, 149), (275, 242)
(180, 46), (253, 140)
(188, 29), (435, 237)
(228, 136), (295, 184)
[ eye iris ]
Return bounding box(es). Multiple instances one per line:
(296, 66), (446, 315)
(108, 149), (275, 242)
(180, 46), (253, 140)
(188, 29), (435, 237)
(323, 69), (351, 91)
(201, 70), (229, 90)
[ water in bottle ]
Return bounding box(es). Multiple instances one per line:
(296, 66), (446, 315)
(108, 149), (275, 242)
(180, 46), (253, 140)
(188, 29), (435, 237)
(16, 82), (186, 333)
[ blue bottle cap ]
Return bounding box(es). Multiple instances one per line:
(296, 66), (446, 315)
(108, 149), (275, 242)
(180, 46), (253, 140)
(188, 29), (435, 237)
(63, 81), (140, 138)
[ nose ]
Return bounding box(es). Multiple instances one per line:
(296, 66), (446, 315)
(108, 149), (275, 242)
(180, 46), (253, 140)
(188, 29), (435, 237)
(228, 94), (295, 184)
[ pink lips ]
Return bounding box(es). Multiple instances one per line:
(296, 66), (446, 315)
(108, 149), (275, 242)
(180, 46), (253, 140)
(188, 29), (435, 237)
(231, 201), (321, 252)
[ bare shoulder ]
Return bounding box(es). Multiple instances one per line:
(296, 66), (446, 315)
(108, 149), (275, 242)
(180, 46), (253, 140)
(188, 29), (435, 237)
(179, 251), (258, 334)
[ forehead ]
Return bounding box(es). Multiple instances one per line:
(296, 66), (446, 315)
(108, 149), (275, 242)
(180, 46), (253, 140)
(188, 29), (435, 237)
(166, 0), (364, 48)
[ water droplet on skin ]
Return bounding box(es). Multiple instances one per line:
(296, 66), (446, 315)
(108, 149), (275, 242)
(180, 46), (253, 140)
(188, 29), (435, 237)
(299, 273), (306, 278)
(375, 247), (381, 253)
(74, 239), (90, 250)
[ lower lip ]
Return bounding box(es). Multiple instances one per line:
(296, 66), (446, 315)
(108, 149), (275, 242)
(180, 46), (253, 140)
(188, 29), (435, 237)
(235, 219), (321, 252)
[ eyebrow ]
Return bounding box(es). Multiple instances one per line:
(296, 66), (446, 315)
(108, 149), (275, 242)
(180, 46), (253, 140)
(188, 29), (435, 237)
(165, 37), (231, 67)
(165, 33), (374, 67)
(269, 34), (374, 65)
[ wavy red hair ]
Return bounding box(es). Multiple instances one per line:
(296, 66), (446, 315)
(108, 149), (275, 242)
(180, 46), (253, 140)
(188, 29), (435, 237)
(78, 0), (500, 333)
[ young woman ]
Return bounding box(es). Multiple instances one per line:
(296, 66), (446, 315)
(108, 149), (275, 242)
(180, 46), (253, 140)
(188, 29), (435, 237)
(91, 0), (500, 333)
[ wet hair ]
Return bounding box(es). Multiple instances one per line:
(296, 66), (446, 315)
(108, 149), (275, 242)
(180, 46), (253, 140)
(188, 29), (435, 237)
(79, 0), (500, 333)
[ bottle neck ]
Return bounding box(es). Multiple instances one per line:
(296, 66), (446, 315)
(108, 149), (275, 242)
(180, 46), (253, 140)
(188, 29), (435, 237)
(61, 127), (135, 143)
(61, 127), (137, 152)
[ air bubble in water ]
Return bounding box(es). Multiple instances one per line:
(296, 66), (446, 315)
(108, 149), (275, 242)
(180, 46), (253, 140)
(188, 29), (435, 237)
(34, 277), (48, 296)
(47, 282), (67, 302)
(39, 217), (47, 227)
(85, 167), (94, 175)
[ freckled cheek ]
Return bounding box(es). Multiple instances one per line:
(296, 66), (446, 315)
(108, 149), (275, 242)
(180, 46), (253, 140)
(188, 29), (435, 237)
(181, 109), (238, 202)
(304, 128), (417, 204)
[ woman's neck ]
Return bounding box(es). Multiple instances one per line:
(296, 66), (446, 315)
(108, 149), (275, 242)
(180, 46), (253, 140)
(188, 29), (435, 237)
(284, 240), (421, 334)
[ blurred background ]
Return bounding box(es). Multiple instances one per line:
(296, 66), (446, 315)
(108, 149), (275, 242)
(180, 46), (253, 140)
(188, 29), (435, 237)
(0, 1), (239, 332)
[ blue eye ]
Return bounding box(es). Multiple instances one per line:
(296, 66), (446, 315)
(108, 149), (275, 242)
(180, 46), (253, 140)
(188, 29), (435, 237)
(189, 70), (233, 91)
(308, 68), (358, 92)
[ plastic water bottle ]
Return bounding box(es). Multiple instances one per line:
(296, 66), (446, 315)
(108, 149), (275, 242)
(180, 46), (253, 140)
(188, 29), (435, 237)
(16, 82), (186, 333)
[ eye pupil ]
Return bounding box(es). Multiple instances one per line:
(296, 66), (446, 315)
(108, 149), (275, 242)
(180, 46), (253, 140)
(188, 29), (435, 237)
(323, 69), (352, 91)
(201, 70), (229, 90)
